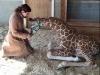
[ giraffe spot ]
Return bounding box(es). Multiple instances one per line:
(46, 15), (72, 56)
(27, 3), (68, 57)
(57, 29), (61, 32)
(60, 35), (66, 40)
(53, 25), (57, 30)
(62, 41), (67, 47)
(60, 25), (66, 29)
(77, 34), (83, 40)
(58, 22), (62, 25)
(89, 41), (92, 46)
(68, 29), (73, 34)
(71, 35), (76, 42)
(71, 43), (76, 48)
(64, 28), (69, 32)
(56, 25), (60, 29)
(61, 30), (64, 35)
(65, 49), (75, 56)
(61, 37), (66, 41)
(79, 42), (83, 46)
(63, 41), (71, 47)
(67, 34), (73, 40)
(76, 39), (78, 43)
(65, 32), (69, 36)
(51, 23), (55, 28)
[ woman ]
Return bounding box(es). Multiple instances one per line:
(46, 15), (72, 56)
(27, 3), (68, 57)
(1, 4), (34, 58)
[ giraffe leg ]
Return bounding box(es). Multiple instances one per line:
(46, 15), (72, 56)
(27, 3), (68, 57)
(47, 51), (80, 61)
(57, 54), (97, 69)
(81, 54), (97, 67)
(47, 41), (80, 61)
(56, 55), (92, 69)
(56, 61), (90, 69)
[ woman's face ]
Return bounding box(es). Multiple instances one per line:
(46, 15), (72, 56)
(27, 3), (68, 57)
(21, 10), (30, 18)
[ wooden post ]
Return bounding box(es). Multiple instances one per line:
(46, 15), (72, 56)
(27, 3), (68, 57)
(51, 0), (55, 17)
(26, 0), (51, 17)
(23, 0), (26, 4)
(61, 0), (67, 21)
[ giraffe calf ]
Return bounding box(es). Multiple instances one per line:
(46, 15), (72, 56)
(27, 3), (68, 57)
(31, 17), (100, 69)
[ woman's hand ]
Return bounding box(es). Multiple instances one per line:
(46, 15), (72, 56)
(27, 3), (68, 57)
(25, 28), (31, 33)
(25, 28), (33, 35)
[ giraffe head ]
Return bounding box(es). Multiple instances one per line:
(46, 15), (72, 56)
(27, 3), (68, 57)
(30, 17), (65, 31)
(30, 18), (51, 31)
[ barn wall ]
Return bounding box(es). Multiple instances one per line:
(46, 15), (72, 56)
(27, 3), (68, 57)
(68, 22), (100, 43)
(26, 0), (61, 18)
(66, 0), (100, 42)
(26, 0), (51, 18)
(67, 0), (100, 22)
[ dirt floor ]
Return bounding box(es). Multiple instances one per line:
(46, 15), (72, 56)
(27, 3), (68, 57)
(0, 24), (100, 75)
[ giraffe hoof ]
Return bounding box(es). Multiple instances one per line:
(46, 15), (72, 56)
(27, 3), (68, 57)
(79, 57), (86, 62)
(56, 62), (68, 70)
(56, 66), (69, 70)
(47, 51), (52, 59)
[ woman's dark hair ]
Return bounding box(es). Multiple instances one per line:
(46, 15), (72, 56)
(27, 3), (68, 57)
(15, 4), (31, 13)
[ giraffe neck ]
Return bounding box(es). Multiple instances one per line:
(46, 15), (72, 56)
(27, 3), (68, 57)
(39, 18), (59, 30)
(31, 17), (66, 31)
(41, 17), (70, 32)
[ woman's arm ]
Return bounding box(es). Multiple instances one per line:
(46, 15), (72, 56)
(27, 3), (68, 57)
(9, 15), (30, 39)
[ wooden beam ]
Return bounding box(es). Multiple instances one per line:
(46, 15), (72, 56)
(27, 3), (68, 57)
(61, 0), (67, 21)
